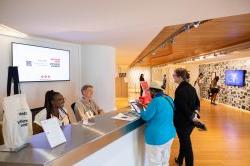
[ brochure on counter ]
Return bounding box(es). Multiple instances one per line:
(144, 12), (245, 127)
(112, 113), (138, 121)
(41, 118), (66, 148)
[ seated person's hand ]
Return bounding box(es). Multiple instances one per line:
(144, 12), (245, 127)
(194, 110), (200, 119)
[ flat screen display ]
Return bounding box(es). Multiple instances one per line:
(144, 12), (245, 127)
(224, 70), (246, 87)
(12, 43), (70, 82)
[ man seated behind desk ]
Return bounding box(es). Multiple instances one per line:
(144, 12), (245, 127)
(74, 84), (103, 121)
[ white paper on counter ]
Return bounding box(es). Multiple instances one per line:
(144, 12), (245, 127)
(112, 113), (138, 121)
(41, 118), (66, 148)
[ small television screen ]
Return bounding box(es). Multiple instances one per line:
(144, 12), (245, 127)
(224, 70), (246, 87)
(12, 43), (70, 82)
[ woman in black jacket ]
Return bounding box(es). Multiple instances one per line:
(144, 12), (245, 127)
(173, 68), (200, 166)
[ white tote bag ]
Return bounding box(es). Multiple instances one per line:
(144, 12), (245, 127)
(2, 93), (33, 149)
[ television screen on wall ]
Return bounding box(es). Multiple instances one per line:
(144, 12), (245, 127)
(12, 43), (70, 82)
(224, 70), (246, 87)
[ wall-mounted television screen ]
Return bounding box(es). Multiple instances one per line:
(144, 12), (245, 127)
(224, 70), (246, 87)
(12, 43), (70, 82)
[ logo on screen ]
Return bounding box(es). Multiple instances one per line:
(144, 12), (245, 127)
(41, 75), (51, 79)
(26, 61), (32, 66)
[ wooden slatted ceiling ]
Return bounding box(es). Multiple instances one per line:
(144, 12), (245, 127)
(130, 24), (183, 66)
(130, 13), (250, 67)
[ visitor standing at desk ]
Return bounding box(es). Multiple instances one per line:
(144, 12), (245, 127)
(140, 82), (176, 166)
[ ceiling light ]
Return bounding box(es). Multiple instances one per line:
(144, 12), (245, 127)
(0, 24), (27, 38)
(194, 57), (202, 61)
(218, 51), (226, 57)
(214, 52), (222, 57)
(193, 21), (201, 28)
(169, 38), (174, 44)
(160, 43), (166, 48)
(206, 54), (214, 59)
(184, 24), (191, 32)
(197, 56), (204, 60)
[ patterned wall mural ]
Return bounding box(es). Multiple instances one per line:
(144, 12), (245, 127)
(199, 59), (250, 111)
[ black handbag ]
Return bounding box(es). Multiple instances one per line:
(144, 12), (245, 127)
(192, 111), (207, 131)
(193, 120), (207, 131)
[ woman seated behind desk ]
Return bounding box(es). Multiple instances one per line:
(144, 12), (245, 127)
(34, 90), (70, 128)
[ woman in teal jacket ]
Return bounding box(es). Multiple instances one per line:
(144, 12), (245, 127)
(140, 82), (176, 166)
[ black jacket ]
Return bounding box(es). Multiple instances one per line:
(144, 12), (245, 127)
(174, 81), (200, 128)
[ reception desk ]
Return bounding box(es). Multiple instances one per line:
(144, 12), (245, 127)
(0, 109), (145, 166)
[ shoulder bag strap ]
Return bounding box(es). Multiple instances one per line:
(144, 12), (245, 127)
(163, 95), (175, 111)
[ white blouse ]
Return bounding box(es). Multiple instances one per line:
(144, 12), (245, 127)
(34, 107), (70, 127)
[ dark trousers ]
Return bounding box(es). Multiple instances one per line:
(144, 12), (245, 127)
(176, 125), (194, 166)
(7, 66), (20, 96)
